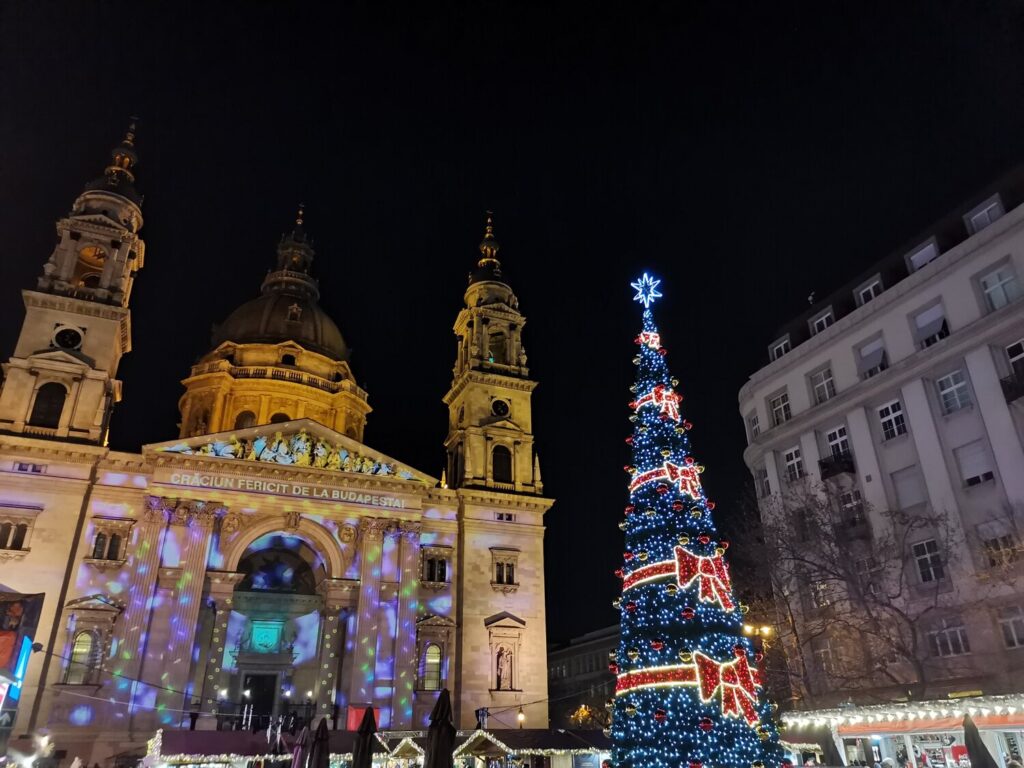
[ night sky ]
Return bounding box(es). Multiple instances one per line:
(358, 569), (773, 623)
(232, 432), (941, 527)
(3, 1), (1024, 643)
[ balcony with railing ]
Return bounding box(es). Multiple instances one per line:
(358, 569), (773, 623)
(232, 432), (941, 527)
(819, 451), (855, 480)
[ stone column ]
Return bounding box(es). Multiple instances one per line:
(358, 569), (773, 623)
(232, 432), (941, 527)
(154, 500), (218, 725)
(965, 345), (1024, 504)
(348, 518), (391, 711)
(390, 521), (421, 728)
(199, 571), (245, 730)
(101, 496), (168, 727)
(314, 579), (355, 724)
(845, 405), (888, 523)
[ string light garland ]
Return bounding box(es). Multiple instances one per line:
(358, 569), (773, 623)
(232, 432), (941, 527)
(612, 276), (784, 768)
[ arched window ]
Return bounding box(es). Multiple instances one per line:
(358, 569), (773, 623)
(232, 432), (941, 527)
(270, 412), (290, 424)
(29, 383), (67, 429)
(492, 445), (512, 484)
(281, 354), (296, 366)
(107, 533), (121, 561)
(234, 411), (256, 430)
(0, 524), (12, 549)
(488, 332), (506, 363)
(422, 644), (442, 691)
(11, 524), (27, 551)
(92, 532), (108, 560)
(65, 631), (95, 685)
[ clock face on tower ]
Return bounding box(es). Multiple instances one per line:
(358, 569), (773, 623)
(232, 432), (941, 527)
(491, 399), (510, 418)
(53, 327), (83, 350)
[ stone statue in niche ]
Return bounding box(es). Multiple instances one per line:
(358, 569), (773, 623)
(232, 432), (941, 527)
(496, 646), (513, 690)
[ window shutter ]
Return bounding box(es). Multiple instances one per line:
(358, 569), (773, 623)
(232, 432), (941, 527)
(955, 440), (991, 481)
(857, 339), (886, 375)
(892, 467), (927, 509)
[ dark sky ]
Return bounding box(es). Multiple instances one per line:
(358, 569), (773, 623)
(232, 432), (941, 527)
(3, 1), (1024, 643)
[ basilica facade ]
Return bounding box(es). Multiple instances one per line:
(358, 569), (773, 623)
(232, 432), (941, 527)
(0, 128), (553, 761)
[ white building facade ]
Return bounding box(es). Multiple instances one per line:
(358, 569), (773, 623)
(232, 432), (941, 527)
(739, 172), (1024, 709)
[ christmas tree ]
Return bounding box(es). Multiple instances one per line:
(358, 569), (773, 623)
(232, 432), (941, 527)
(611, 274), (785, 768)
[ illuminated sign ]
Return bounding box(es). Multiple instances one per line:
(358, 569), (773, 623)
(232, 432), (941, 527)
(165, 472), (409, 508)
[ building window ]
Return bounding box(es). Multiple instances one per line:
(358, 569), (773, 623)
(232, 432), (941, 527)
(840, 489), (864, 525)
(965, 198), (1004, 234)
(999, 606), (1024, 648)
(28, 382), (67, 429)
(488, 332), (506, 364)
(983, 532), (1017, 567)
(770, 337), (791, 361)
(811, 368), (836, 405)
(281, 354), (296, 366)
(954, 439), (995, 487)
(878, 400), (907, 441)
(814, 640), (835, 677)
(980, 265), (1021, 311)
(747, 412), (760, 439)
(491, 548), (520, 591)
(811, 311), (834, 336)
(857, 338), (888, 380)
(908, 241), (940, 271)
(423, 556), (448, 584)
(492, 445), (513, 484)
(495, 512), (516, 522)
(825, 425), (850, 458)
(936, 370), (971, 414)
(783, 446), (804, 482)
(269, 412), (290, 423)
(0, 522), (27, 551)
(234, 410), (256, 430)
(91, 532), (107, 561)
(928, 618), (970, 657)
(64, 631), (97, 685)
(754, 467), (771, 499)
(769, 392), (791, 427)
(14, 463), (44, 474)
(912, 305), (949, 349)
(857, 279), (883, 306)
(1008, 340), (1024, 380)
(810, 581), (831, 608)
(913, 539), (945, 583)
(421, 643), (442, 691)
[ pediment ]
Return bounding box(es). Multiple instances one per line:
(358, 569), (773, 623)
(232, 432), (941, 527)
(71, 212), (124, 230)
(416, 614), (457, 628)
(67, 595), (122, 614)
(27, 348), (96, 368)
(485, 416), (522, 431)
(146, 418), (435, 485)
(483, 611), (525, 628)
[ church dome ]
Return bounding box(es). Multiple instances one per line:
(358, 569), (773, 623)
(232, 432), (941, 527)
(212, 291), (348, 360)
(211, 208), (349, 361)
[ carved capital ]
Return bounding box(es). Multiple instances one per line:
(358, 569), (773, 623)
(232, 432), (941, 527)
(170, 500), (217, 528)
(143, 495), (170, 525)
(284, 510), (301, 531)
(359, 517), (396, 541)
(398, 521), (422, 541)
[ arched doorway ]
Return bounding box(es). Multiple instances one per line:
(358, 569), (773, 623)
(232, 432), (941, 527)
(224, 533), (332, 729)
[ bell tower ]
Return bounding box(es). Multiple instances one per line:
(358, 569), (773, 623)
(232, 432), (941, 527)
(0, 123), (145, 443)
(443, 214), (542, 494)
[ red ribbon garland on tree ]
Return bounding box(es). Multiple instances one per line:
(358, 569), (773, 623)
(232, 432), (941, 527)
(615, 648), (763, 727)
(632, 384), (682, 422)
(621, 546), (736, 613)
(637, 331), (662, 349)
(629, 460), (702, 498)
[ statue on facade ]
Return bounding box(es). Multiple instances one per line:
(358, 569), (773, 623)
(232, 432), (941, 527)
(496, 647), (512, 690)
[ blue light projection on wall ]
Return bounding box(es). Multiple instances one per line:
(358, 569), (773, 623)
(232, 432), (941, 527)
(223, 611), (245, 672)
(69, 705), (93, 726)
(293, 611), (320, 665)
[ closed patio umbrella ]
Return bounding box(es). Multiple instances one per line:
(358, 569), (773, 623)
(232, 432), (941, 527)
(291, 725), (310, 768)
(424, 689), (456, 768)
(963, 713), (998, 768)
(352, 707), (378, 768)
(309, 718), (331, 768)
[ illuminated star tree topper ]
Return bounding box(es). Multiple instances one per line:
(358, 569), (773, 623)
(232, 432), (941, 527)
(630, 272), (663, 308)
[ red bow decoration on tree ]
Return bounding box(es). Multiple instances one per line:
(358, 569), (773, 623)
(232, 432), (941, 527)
(629, 461), (702, 498)
(675, 546), (736, 611)
(633, 384), (682, 422)
(638, 331), (662, 349)
(694, 649), (762, 725)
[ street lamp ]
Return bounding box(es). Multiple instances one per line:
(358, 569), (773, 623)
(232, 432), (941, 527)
(517, 706), (526, 729)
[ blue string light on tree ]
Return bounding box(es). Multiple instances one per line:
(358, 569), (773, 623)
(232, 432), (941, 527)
(611, 274), (786, 768)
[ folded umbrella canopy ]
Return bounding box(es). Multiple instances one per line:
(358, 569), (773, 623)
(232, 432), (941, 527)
(291, 725), (309, 768)
(424, 689), (456, 768)
(963, 713), (998, 768)
(309, 718), (331, 768)
(352, 707), (378, 768)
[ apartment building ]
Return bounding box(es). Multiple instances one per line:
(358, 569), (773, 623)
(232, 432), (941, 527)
(739, 169), (1024, 708)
